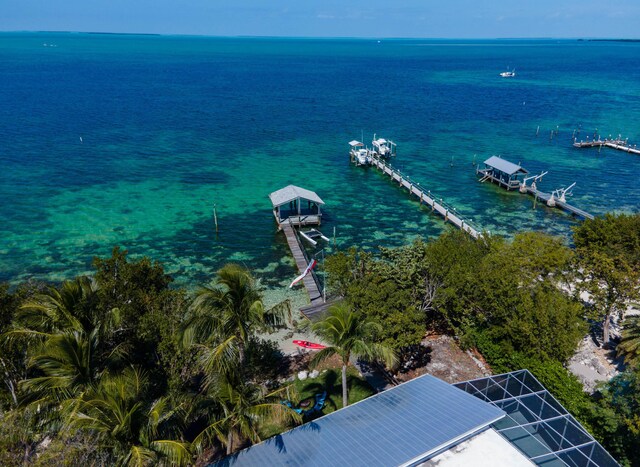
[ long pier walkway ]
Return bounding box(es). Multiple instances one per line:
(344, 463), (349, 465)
(523, 186), (594, 220)
(369, 154), (481, 238)
(282, 223), (323, 305)
(574, 138), (640, 156)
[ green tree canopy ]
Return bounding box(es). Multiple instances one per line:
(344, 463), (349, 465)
(574, 215), (640, 345)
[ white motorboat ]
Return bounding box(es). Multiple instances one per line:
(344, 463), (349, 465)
(500, 69), (516, 78)
(371, 134), (397, 158)
(349, 140), (371, 166)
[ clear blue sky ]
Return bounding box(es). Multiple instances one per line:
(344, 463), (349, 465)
(2, 0), (639, 38)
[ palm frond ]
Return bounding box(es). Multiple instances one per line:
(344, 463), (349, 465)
(199, 335), (242, 385)
(192, 418), (227, 452)
(124, 445), (157, 467)
(618, 316), (640, 366)
(150, 440), (192, 466)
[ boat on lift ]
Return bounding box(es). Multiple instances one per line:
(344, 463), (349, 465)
(349, 140), (371, 166)
(371, 134), (397, 158)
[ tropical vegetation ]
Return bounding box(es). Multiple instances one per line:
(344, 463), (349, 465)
(2, 213), (640, 465)
(0, 251), (308, 465)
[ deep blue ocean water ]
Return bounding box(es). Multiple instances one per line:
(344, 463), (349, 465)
(2, 33), (640, 303)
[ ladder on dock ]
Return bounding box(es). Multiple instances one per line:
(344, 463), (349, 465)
(368, 154), (481, 238)
(281, 221), (324, 306)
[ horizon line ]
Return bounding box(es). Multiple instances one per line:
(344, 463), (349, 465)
(1, 30), (639, 41)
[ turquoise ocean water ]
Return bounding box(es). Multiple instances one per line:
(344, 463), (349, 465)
(1, 33), (640, 304)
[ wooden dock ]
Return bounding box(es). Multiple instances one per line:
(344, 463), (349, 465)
(368, 154), (481, 238)
(300, 297), (340, 322)
(574, 138), (640, 156)
(281, 222), (324, 307)
(523, 186), (594, 220)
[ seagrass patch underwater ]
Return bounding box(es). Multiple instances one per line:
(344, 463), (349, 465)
(2, 33), (640, 293)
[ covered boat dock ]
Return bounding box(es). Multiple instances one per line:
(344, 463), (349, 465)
(478, 156), (528, 190)
(269, 185), (324, 228)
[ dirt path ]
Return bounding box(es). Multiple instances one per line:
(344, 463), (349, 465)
(396, 334), (491, 384)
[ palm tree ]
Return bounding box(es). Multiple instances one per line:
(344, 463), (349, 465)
(311, 303), (397, 408)
(193, 375), (301, 456)
(16, 277), (97, 335)
(618, 316), (640, 367)
(181, 263), (288, 378)
(65, 366), (191, 466)
(7, 283), (122, 429)
(20, 330), (99, 405)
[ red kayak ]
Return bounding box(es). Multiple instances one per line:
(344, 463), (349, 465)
(293, 340), (326, 350)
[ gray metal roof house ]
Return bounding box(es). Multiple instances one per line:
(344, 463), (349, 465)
(212, 370), (619, 467)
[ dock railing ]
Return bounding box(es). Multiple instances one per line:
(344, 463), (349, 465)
(287, 218), (323, 293)
(369, 154), (482, 238)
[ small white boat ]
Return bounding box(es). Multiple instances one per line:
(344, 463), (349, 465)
(500, 69), (516, 78)
(349, 140), (371, 166)
(371, 134), (397, 158)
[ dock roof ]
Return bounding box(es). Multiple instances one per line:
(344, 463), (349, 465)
(213, 374), (505, 467)
(483, 156), (528, 175)
(269, 185), (325, 207)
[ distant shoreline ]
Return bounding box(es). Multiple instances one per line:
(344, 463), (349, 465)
(34, 30), (161, 36)
(586, 38), (640, 43)
(1, 31), (638, 41)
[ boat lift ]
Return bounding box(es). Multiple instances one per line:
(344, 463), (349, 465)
(519, 171), (548, 193)
(547, 182), (576, 207)
(299, 228), (330, 247)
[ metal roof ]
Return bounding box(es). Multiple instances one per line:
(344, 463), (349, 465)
(455, 370), (619, 466)
(213, 374), (505, 467)
(483, 156), (528, 175)
(269, 185), (325, 207)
